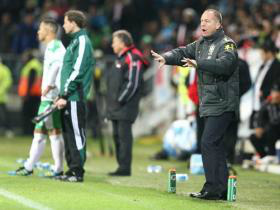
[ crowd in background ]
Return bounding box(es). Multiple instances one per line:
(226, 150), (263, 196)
(0, 0), (279, 57)
(0, 0), (280, 164)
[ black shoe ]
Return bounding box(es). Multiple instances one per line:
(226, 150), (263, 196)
(151, 150), (169, 160)
(190, 191), (221, 200)
(14, 167), (33, 176)
(56, 175), (83, 182)
(108, 170), (131, 176)
(189, 190), (203, 198)
(65, 170), (75, 176)
(189, 188), (205, 196)
(176, 152), (191, 161)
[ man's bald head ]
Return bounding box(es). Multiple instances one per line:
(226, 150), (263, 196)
(204, 9), (223, 24)
(200, 9), (223, 37)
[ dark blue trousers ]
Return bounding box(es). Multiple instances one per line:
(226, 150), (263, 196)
(201, 112), (234, 194)
(112, 120), (133, 172)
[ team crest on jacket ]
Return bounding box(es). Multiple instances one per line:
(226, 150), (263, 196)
(115, 61), (121, 69)
(133, 61), (137, 67)
(224, 43), (235, 51)
(207, 44), (215, 59)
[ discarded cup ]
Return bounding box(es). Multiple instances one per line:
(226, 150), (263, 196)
(176, 173), (188, 182)
(147, 165), (163, 173)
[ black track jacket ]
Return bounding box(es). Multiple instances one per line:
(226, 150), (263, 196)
(106, 45), (148, 122)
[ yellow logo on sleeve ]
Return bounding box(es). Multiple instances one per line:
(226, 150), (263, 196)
(224, 43), (235, 51)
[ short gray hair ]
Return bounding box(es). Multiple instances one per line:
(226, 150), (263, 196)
(112, 30), (134, 47)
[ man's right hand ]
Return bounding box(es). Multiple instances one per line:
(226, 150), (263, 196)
(151, 50), (166, 68)
(55, 98), (67, 110)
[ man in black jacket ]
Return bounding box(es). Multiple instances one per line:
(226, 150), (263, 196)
(151, 9), (239, 200)
(250, 81), (280, 159)
(107, 30), (148, 176)
(250, 39), (280, 128)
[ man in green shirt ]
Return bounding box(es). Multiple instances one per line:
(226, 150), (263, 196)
(55, 10), (94, 182)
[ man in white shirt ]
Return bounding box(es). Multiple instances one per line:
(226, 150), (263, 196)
(15, 18), (66, 177)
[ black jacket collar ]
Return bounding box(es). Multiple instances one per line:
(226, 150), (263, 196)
(203, 28), (224, 42)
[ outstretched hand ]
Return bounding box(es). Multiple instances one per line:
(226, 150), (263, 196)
(181, 57), (197, 68)
(151, 50), (166, 69)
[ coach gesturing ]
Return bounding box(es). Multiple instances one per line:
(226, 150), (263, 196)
(151, 9), (239, 200)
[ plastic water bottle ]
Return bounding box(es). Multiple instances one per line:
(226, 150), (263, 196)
(147, 165), (163, 173)
(176, 173), (189, 182)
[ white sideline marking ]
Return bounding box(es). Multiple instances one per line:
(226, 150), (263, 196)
(0, 188), (53, 210)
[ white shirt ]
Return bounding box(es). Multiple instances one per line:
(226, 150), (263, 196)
(253, 59), (273, 111)
(41, 39), (66, 101)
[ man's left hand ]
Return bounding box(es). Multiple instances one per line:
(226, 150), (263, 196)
(181, 57), (197, 68)
(55, 98), (67, 109)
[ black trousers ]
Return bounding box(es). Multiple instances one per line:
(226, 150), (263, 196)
(201, 112), (234, 194)
(195, 109), (205, 154)
(112, 120), (133, 172)
(61, 101), (87, 177)
(224, 119), (239, 164)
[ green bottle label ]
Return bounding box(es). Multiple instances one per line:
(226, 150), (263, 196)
(227, 177), (237, 201)
(168, 170), (176, 193)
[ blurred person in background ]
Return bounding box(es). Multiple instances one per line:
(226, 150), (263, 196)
(18, 50), (42, 135)
(151, 66), (199, 161)
(0, 57), (13, 137)
(0, 13), (16, 53)
(250, 80), (280, 163)
(106, 30), (149, 176)
(224, 57), (251, 165)
(250, 39), (280, 129)
(12, 11), (38, 54)
(176, 8), (199, 47)
(151, 9), (239, 200)
(87, 62), (107, 156)
(14, 18), (65, 177)
(154, 10), (176, 51)
(55, 10), (94, 182)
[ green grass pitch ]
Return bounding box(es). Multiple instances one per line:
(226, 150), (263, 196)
(0, 136), (279, 210)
